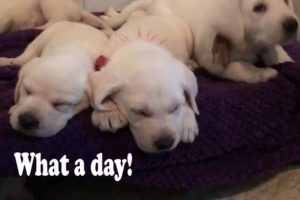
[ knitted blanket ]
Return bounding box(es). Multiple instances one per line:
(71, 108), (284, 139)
(0, 29), (300, 189)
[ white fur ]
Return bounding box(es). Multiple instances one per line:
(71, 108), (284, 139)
(105, 15), (194, 66)
(0, 0), (111, 34)
(102, 0), (299, 83)
(90, 40), (199, 153)
(0, 22), (108, 137)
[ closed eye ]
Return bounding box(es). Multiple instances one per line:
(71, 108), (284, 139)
(24, 87), (33, 96)
(53, 101), (74, 111)
(253, 2), (267, 13)
(284, 0), (289, 5)
(169, 104), (180, 114)
(131, 109), (152, 117)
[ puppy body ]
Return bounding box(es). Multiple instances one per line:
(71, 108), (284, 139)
(0, 22), (108, 137)
(103, 0), (299, 83)
(91, 40), (199, 153)
(0, 0), (110, 33)
(105, 15), (194, 66)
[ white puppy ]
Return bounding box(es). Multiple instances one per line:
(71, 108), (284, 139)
(0, 0), (110, 34)
(90, 40), (199, 153)
(0, 22), (108, 137)
(90, 16), (197, 152)
(102, 0), (299, 83)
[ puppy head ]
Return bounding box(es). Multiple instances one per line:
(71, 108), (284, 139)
(10, 54), (92, 137)
(90, 42), (199, 153)
(241, 0), (299, 46)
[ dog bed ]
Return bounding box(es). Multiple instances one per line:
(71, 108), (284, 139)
(0, 29), (300, 189)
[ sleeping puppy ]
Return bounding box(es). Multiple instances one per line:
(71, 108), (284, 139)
(102, 0), (299, 83)
(0, 22), (108, 137)
(90, 40), (199, 153)
(0, 0), (110, 34)
(90, 15), (195, 147)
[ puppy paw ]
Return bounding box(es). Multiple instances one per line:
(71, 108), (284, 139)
(100, 15), (124, 29)
(9, 105), (16, 115)
(92, 109), (128, 133)
(278, 54), (294, 63)
(260, 68), (278, 82)
(243, 68), (278, 84)
(105, 6), (119, 17)
(187, 59), (199, 71)
(181, 109), (199, 143)
(100, 15), (113, 24)
(0, 58), (15, 66)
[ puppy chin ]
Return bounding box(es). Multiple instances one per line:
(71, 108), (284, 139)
(20, 128), (63, 138)
(135, 141), (175, 153)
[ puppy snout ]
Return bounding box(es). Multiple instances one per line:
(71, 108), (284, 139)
(18, 113), (39, 130)
(154, 135), (174, 151)
(283, 18), (298, 35)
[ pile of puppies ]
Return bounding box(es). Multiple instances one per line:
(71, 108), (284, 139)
(0, 0), (298, 153)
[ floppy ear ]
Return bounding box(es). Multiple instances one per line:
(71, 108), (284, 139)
(216, 0), (246, 50)
(181, 65), (200, 115)
(89, 67), (125, 111)
(14, 58), (39, 103)
(14, 76), (23, 103)
(73, 85), (92, 115)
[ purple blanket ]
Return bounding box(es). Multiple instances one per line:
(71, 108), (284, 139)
(0, 30), (300, 189)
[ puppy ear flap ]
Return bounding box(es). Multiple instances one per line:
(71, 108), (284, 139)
(14, 58), (39, 103)
(89, 67), (124, 111)
(73, 85), (92, 115)
(181, 65), (199, 115)
(14, 76), (23, 103)
(216, 0), (246, 50)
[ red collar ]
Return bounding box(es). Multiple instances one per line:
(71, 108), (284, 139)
(95, 55), (109, 71)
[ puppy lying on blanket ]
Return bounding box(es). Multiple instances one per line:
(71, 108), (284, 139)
(0, 22), (108, 137)
(0, 0), (110, 34)
(90, 16), (199, 153)
(102, 0), (299, 83)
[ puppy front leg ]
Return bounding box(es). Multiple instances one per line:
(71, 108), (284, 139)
(221, 61), (278, 83)
(0, 25), (52, 66)
(92, 101), (128, 133)
(0, 48), (38, 67)
(181, 104), (199, 143)
(260, 45), (293, 66)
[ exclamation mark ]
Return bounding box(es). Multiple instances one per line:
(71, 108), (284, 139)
(127, 153), (133, 176)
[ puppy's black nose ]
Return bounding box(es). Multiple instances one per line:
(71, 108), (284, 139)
(18, 113), (39, 130)
(154, 136), (174, 150)
(283, 18), (298, 34)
